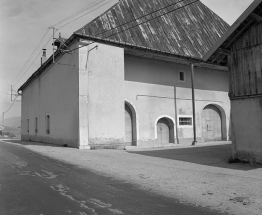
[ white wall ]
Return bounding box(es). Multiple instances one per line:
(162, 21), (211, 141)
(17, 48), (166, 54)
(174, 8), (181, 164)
(21, 43), (79, 147)
(79, 43), (125, 147)
(124, 55), (230, 145)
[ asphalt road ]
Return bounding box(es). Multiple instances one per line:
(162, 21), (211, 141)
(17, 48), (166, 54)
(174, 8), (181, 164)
(0, 140), (223, 215)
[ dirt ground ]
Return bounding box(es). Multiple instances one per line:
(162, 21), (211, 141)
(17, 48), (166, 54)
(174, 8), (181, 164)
(3, 140), (262, 215)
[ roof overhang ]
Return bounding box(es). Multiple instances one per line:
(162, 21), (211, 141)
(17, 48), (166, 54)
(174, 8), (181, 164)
(75, 33), (228, 71)
(18, 34), (79, 92)
(203, 0), (262, 66)
(18, 26), (230, 93)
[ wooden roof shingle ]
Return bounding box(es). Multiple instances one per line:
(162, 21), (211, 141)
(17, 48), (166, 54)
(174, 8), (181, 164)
(75, 0), (229, 60)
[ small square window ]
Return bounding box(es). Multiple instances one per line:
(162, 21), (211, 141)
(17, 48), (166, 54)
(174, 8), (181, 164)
(179, 117), (192, 126)
(178, 71), (186, 82)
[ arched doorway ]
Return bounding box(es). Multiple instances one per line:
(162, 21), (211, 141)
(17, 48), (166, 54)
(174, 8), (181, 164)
(202, 105), (222, 141)
(125, 102), (137, 145)
(157, 118), (174, 144)
(125, 104), (132, 144)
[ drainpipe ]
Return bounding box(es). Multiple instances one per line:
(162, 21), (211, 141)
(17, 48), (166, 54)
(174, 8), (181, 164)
(191, 64), (197, 145)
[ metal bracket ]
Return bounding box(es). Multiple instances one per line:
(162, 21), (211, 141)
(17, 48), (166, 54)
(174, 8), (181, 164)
(86, 45), (98, 69)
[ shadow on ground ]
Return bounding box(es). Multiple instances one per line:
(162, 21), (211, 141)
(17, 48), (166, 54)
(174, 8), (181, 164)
(1, 139), (63, 148)
(128, 144), (261, 171)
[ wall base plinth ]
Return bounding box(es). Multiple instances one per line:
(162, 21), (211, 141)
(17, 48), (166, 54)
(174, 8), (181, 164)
(78, 145), (91, 150)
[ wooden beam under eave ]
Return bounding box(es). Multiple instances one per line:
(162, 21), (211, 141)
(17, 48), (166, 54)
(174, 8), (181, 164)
(218, 48), (231, 55)
(250, 13), (262, 23)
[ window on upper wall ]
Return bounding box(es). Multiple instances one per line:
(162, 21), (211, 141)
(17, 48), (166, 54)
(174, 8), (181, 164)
(27, 119), (29, 133)
(46, 114), (50, 134)
(179, 117), (193, 126)
(35, 117), (38, 134)
(178, 70), (186, 82)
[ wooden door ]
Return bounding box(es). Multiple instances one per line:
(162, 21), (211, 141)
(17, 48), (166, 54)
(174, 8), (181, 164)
(202, 105), (222, 141)
(157, 118), (170, 144)
(125, 104), (132, 144)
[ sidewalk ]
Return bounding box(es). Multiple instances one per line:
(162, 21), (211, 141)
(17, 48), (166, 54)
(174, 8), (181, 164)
(2, 139), (262, 215)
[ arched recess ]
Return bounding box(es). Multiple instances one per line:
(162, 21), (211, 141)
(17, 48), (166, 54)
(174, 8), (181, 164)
(201, 104), (227, 141)
(155, 115), (176, 144)
(125, 100), (138, 146)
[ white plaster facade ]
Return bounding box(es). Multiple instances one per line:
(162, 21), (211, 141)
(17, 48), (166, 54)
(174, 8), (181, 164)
(20, 41), (230, 149)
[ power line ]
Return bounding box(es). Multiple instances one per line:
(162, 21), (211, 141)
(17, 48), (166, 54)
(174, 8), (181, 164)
(15, 0), (198, 91)
(89, 0), (194, 39)
(51, 0), (105, 28)
(1, 94), (20, 126)
(16, 0), (199, 95)
(13, 33), (54, 87)
(11, 29), (50, 86)
(11, 1), (113, 88)
(2, 95), (19, 118)
(70, 0), (200, 53)
(51, 0), (104, 27)
(58, 0), (113, 29)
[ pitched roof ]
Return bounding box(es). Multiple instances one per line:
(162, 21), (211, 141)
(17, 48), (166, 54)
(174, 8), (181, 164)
(75, 0), (229, 60)
(203, 0), (262, 66)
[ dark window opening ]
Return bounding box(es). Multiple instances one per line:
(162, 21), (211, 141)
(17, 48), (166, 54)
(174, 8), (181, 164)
(179, 117), (192, 126)
(179, 71), (185, 82)
(46, 115), (50, 134)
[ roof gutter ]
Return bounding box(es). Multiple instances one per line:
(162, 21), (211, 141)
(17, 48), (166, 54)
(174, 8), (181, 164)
(74, 33), (205, 63)
(74, 33), (227, 71)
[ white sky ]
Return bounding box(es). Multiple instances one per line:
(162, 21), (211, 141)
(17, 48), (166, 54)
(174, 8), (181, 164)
(0, 0), (254, 119)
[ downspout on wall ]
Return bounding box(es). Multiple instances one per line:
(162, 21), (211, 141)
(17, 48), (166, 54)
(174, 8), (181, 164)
(191, 64), (197, 145)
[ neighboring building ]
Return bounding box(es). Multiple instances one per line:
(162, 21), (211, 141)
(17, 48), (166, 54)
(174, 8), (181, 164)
(18, 0), (230, 149)
(203, 0), (262, 163)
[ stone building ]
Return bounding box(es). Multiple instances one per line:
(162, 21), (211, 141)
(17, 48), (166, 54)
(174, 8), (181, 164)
(18, 0), (230, 149)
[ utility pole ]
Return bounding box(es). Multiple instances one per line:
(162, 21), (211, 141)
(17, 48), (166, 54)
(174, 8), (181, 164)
(49, 27), (57, 63)
(11, 85), (20, 101)
(191, 64), (197, 145)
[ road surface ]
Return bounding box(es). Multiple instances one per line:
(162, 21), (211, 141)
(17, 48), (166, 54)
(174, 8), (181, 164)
(0, 140), (223, 215)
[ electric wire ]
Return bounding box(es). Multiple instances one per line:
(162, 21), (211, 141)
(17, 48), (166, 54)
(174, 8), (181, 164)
(14, 0), (199, 97)
(1, 95), (19, 123)
(58, 0), (113, 29)
(12, 1), (112, 88)
(69, 0), (200, 53)
(51, 0), (105, 28)
(90, 0), (195, 38)
(11, 29), (50, 86)
(13, 33), (54, 87)
(14, 0), (198, 88)
(3, 0), (199, 122)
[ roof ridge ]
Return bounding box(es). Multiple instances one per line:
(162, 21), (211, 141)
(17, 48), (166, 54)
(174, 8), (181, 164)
(75, 0), (121, 34)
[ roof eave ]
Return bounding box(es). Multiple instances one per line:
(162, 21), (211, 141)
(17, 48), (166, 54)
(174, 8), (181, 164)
(74, 33), (205, 63)
(18, 34), (78, 92)
(203, 0), (262, 61)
